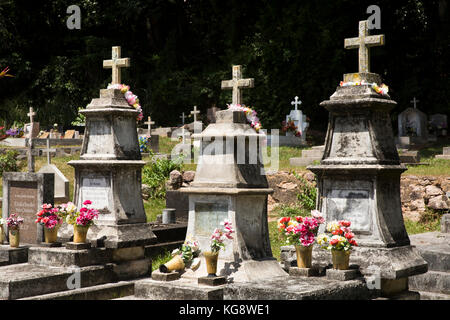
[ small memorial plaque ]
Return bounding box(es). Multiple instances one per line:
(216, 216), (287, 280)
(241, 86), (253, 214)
(81, 176), (111, 211)
(9, 181), (39, 244)
(327, 189), (371, 233)
(194, 202), (228, 236)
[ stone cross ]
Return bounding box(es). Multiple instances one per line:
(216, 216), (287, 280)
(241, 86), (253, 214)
(190, 106), (200, 122)
(180, 112), (186, 125)
(344, 20), (385, 73)
(42, 138), (56, 165)
(291, 96), (302, 111)
(221, 65), (254, 105)
(145, 116), (155, 136)
(27, 107), (36, 123)
(411, 97), (419, 109)
(103, 46), (130, 85)
(26, 139), (42, 173)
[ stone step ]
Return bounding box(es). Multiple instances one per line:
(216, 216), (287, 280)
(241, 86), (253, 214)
(418, 291), (450, 300)
(0, 245), (28, 266)
(409, 271), (450, 294)
(19, 281), (135, 300)
(414, 246), (450, 272)
(145, 240), (184, 257)
(289, 157), (322, 167)
(301, 149), (324, 158)
(0, 263), (116, 300)
(151, 224), (187, 243)
(435, 155), (450, 160)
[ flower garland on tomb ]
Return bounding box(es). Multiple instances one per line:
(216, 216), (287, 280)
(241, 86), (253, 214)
(227, 104), (262, 132)
(339, 80), (389, 96)
(107, 84), (144, 121)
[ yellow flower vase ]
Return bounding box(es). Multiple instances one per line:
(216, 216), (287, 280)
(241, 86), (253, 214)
(159, 255), (185, 273)
(44, 225), (60, 243)
(295, 245), (313, 268)
(331, 250), (351, 270)
(9, 228), (20, 248)
(203, 251), (219, 276)
(73, 225), (90, 243)
(0, 225), (5, 244)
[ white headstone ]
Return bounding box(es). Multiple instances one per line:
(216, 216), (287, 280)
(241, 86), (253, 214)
(286, 97), (309, 141)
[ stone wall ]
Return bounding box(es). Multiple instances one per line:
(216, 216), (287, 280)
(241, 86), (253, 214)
(265, 171), (450, 221)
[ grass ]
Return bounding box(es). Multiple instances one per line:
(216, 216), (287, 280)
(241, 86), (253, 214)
(150, 250), (173, 272)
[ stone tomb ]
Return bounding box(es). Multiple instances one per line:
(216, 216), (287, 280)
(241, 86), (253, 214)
(297, 21), (427, 298)
(2, 172), (54, 244)
(430, 113), (448, 137)
(435, 147), (450, 160)
(397, 107), (428, 146)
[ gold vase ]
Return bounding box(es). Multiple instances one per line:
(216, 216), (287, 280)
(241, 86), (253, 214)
(203, 251), (219, 276)
(73, 225), (90, 243)
(44, 225), (60, 243)
(9, 228), (20, 248)
(0, 225), (5, 244)
(159, 254), (185, 273)
(295, 245), (313, 268)
(331, 250), (351, 270)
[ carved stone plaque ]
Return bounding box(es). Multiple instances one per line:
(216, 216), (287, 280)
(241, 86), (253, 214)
(80, 175), (110, 211)
(9, 181), (38, 244)
(326, 189), (371, 233)
(194, 202), (229, 236)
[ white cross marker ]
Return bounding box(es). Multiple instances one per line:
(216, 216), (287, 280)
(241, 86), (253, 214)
(42, 138), (56, 165)
(103, 46), (130, 85)
(145, 116), (155, 136)
(291, 96), (302, 111)
(27, 107), (36, 123)
(410, 97), (419, 109)
(190, 106), (200, 122)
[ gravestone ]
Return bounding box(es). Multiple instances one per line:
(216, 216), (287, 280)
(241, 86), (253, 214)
(305, 20), (427, 297)
(435, 147), (450, 160)
(2, 172), (54, 244)
(429, 113), (448, 137)
(206, 106), (220, 124)
(37, 139), (69, 202)
(180, 65), (287, 282)
(67, 46), (156, 250)
(397, 97), (428, 146)
(285, 96), (309, 143)
(63, 130), (75, 139)
(24, 107), (40, 139)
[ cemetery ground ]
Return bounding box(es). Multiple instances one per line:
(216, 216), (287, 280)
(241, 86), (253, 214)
(1, 136), (448, 266)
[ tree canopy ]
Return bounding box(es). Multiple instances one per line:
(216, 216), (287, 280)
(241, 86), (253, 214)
(0, 0), (448, 132)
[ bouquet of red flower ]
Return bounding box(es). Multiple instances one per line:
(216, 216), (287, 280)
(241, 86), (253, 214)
(66, 200), (99, 227)
(277, 210), (325, 247)
(317, 220), (358, 251)
(35, 204), (63, 229)
(281, 119), (302, 137)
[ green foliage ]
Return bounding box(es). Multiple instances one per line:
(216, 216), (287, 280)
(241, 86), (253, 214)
(293, 171), (317, 210)
(273, 203), (309, 218)
(150, 250), (173, 272)
(0, 150), (18, 176)
(141, 157), (182, 199)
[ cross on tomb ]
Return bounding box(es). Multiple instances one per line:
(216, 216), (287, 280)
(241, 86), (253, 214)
(103, 46), (130, 85)
(190, 106), (200, 122)
(221, 65), (254, 105)
(180, 112), (186, 125)
(42, 138), (57, 165)
(344, 20), (385, 73)
(411, 97), (420, 109)
(27, 107), (36, 123)
(145, 116), (155, 136)
(291, 96), (302, 111)
(26, 139), (42, 173)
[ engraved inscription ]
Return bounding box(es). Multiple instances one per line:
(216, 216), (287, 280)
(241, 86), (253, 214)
(194, 202), (228, 237)
(81, 176), (110, 211)
(9, 181), (38, 244)
(327, 189), (371, 233)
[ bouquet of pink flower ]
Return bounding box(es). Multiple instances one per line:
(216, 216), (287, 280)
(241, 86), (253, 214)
(210, 219), (234, 253)
(6, 213), (24, 230)
(277, 210), (325, 247)
(66, 200), (99, 227)
(35, 204), (63, 229)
